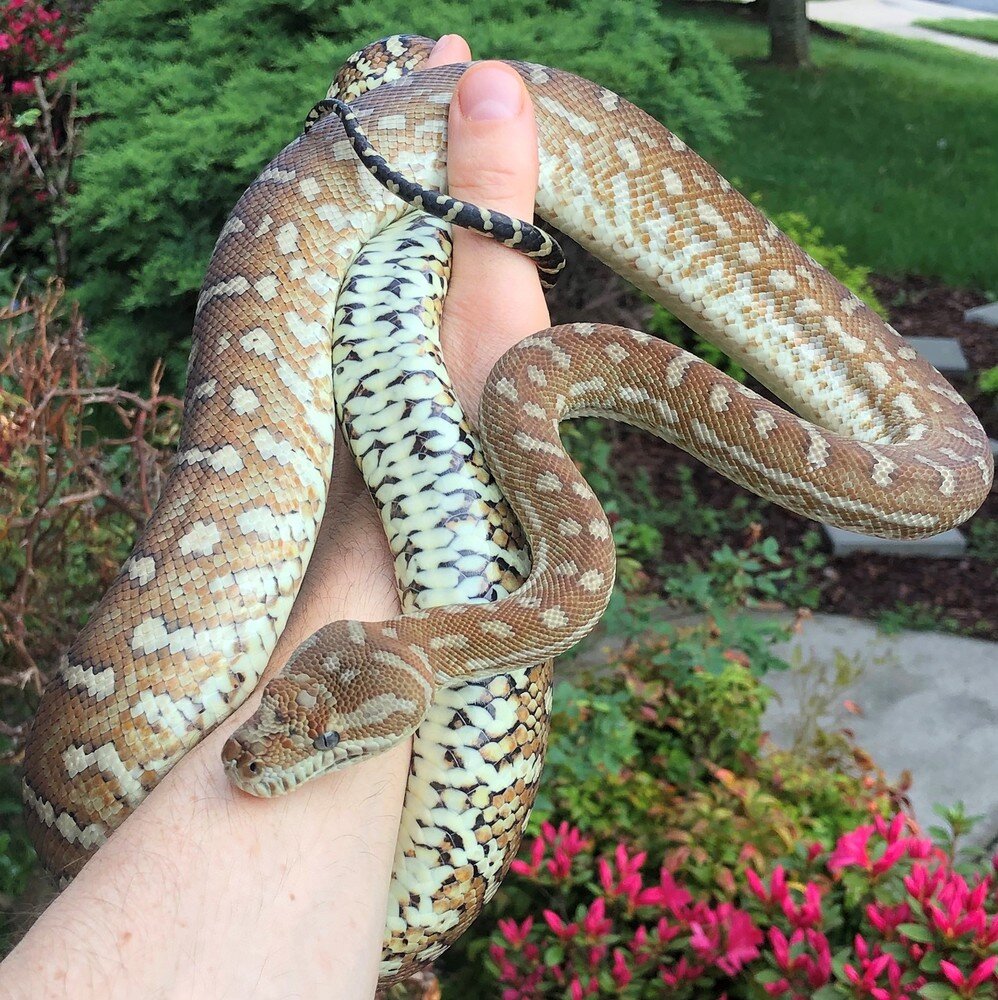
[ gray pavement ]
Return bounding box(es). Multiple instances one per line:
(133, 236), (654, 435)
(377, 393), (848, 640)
(764, 613), (998, 850)
(808, 0), (998, 59)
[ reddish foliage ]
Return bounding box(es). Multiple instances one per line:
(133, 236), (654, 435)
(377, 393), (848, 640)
(0, 0), (75, 274)
(486, 815), (998, 998)
(0, 284), (180, 752)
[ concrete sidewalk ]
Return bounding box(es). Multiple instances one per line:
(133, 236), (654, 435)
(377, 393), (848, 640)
(764, 613), (998, 851)
(808, 0), (998, 59)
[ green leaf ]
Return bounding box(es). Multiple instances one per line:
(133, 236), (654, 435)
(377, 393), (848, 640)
(812, 987), (843, 1000)
(14, 107), (42, 128)
(918, 984), (958, 1000)
(543, 944), (564, 967)
(898, 922), (934, 943)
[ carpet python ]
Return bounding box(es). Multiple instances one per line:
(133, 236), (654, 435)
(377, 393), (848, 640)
(22, 33), (993, 986)
(334, 210), (551, 980)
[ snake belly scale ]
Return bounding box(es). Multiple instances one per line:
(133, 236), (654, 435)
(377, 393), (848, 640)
(22, 33), (993, 983)
(333, 209), (552, 978)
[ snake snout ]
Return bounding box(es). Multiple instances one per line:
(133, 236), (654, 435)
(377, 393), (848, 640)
(222, 735), (263, 783)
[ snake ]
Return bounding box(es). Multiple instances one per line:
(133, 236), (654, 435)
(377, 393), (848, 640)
(332, 206), (552, 980)
(21, 32), (993, 985)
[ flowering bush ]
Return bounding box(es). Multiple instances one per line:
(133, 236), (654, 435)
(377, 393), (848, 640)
(527, 627), (897, 874)
(0, 0), (74, 283)
(484, 815), (998, 999)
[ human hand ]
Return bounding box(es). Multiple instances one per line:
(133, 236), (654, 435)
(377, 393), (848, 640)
(3, 32), (547, 1000)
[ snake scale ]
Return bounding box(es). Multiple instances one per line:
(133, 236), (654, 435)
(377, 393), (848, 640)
(333, 208), (552, 978)
(22, 32), (993, 984)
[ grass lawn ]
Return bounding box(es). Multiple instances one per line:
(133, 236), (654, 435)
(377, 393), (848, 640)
(914, 17), (998, 43)
(661, 4), (998, 291)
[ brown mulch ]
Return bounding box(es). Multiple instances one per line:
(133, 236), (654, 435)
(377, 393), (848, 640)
(604, 274), (998, 641)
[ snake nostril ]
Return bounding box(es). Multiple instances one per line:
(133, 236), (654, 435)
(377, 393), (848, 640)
(222, 737), (243, 766)
(222, 737), (263, 780)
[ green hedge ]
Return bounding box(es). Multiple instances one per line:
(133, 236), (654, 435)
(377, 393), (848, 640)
(68, 0), (748, 388)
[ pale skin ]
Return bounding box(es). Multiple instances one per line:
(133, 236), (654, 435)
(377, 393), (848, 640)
(2, 34), (549, 1000)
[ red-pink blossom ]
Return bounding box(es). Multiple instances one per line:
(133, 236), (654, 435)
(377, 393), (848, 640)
(597, 842), (647, 904)
(940, 955), (998, 994)
(745, 865), (788, 907)
(611, 948), (631, 988)
(867, 900), (913, 936)
(659, 956), (705, 987)
(688, 902), (763, 975)
(829, 824), (908, 877)
(498, 916), (533, 947)
(581, 898), (612, 938)
(542, 910), (579, 941)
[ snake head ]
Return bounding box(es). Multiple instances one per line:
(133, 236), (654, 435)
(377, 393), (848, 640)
(222, 621), (434, 797)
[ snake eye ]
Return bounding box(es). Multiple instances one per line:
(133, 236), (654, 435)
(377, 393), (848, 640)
(313, 731), (340, 751)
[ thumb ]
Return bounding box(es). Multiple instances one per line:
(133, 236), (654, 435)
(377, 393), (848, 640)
(440, 60), (551, 416)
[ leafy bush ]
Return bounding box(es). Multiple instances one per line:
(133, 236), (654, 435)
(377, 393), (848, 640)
(0, 0), (74, 287)
(978, 366), (998, 403)
(69, 0), (748, 388)
(966, 519), (998, 569)
(477, 814), (998, 998)
(526, 624), (887, 864)
(440, 628), (998, 998)
(0, 282), (180, 735)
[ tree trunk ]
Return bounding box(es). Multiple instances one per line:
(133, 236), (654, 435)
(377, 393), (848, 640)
(768, 0), (811, 67)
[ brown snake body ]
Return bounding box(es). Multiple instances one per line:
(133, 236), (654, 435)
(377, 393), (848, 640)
(22, 35), (993, 979)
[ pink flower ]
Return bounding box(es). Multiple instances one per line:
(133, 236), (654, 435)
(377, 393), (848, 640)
(597, 843), (647, 904)
(688, 902), (763, 975)
(768, 927), (832, 991)
(866, 901), (913, 936)
(542, 910), (579, 941)
(660, 956), (705, 987)
(745, 865), (788, 907)
(782, 881), (822, 929)
(489, 943), (519, 983)
(581, 898), (612, 938)
(611, 949), (631, 988)
(940, 955), (998, 994)
(637, 867), (693, 913)
(829, 824), (907, 877)
(511, 835), (545, 878)
(498, 916), (533, 947)
(511, 823), (589, 882)
(829, 825), (875, 871)
(874, 813), (907, 842)
(904, 862), (946, 904)
(11, 79), (34, 95)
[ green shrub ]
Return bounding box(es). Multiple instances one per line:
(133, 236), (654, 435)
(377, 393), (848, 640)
(440, 625), (907, 995)
(69, 0), (748, 389)
(978, 365), (998, 402)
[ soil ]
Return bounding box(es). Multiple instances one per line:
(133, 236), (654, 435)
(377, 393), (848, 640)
(590, 273), (998, 641)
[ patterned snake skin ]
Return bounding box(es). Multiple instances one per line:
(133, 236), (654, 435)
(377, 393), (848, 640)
(333, 210), (551, 980)
(23, 32), (993, 983)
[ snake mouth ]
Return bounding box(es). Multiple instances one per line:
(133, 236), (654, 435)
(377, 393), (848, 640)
(221, 734), (367, 797)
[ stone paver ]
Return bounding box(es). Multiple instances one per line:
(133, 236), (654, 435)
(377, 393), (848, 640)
(823, 525), (967, 557)
(904, 336), (968, 374)
(808, 0), (998, 59)
(966, 302), (998, 327)
(763, 613), (998, 849)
